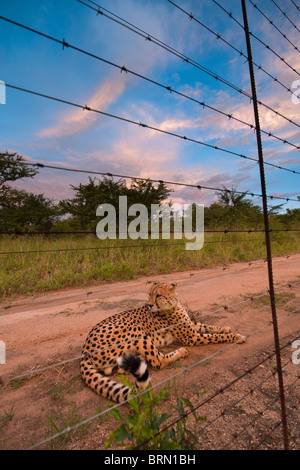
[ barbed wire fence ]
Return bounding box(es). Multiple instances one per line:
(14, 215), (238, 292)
(1, 0), (300, 450)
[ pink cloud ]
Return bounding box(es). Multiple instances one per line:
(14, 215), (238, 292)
(37, 73), (126, 139)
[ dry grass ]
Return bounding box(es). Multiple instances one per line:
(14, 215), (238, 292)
(0, 231), (299, 300)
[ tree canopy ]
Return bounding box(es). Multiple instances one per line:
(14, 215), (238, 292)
(59, 177), (172, 230)
(0, 152), (59, 232)
(0, 185), (60, 232)
(0, 152), (38, 186)
(204, 186), (263, 229)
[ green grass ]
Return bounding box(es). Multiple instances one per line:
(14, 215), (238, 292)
(0, 231), (299, 300)
(0, 406), (15, 430)
(251, 292), (296, 311)
(46, 404), (90, 449)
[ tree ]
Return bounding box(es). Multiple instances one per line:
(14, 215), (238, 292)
(59, 177), (127, 230)
(59, 177), (172, 230)
(215, 186), (252, 207)
(0, 185), (60, 232)
(126, 179), (171, 209)
(205, 186), (263, 229)
(0, 152), (38, 186)
(277, 207), (300, 228)
(0, 152), (59, 232)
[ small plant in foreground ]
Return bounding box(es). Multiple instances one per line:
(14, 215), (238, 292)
(105, 376), (203, 450)
(0, 405), (15, 430)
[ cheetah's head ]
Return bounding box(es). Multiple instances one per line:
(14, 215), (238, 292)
(147, 282), (178, 313)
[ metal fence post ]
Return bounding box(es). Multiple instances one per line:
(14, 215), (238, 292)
(241, 0), (289, 450)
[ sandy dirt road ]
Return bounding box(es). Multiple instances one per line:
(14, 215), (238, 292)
(0, 254), (299, 450)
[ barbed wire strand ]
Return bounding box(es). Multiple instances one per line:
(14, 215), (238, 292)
(79, 0), (300, 128)
(1, 15), (299, 152)
(290, 0), (300, 13)
(168, 0), (299, 101)
(1, 233), (299, 256)
(248, 0), (300, 54)
(211, 0), (300, 77)
(270, 0), (300, 34)
(1, 228), (300, 236)
(2, 158), (300, 196)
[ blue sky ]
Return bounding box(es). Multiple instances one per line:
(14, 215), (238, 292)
(0, 0), (299, 211)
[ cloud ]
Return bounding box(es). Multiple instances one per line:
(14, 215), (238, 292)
(37, 73), (126, 139)
(158, 118), (196, 132)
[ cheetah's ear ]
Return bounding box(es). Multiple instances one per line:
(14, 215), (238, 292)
(171, 282), (177, 288)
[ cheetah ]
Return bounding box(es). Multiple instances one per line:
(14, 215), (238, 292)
(80, 282), (246, 403)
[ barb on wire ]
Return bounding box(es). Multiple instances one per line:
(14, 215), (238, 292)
(290, 0), (300, 13)
(78, 0), (300, 129)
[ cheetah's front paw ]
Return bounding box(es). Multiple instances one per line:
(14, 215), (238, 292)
(222, 326), (232, 333)
(235, 334), (247, 344)
(179, 347), (188, 358)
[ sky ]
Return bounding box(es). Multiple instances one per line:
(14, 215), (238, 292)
(0, 0), (300, 212)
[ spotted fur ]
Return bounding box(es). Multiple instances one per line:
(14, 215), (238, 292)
(80, 282), (246, 403)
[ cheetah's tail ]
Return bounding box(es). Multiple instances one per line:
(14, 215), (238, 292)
(117, 354), (150, 391)
(80, 354), (150, 403)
